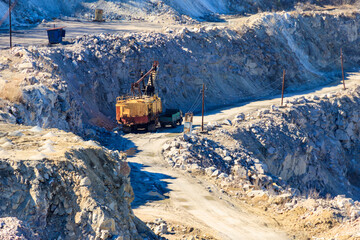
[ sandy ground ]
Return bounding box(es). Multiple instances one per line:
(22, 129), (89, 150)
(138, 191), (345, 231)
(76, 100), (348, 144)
(120, 72), (360, 239)
(0, 14), (249, 49)
(0, 17), (221, 49)
(0, 4), (357, 49)
(0, 19), (171, 49)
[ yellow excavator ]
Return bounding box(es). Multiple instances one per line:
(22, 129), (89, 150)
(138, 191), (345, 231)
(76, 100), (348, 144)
(116, 61), (162, 133)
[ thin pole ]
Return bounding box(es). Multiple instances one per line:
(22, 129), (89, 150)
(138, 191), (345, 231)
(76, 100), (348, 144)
(9, 0), (12, 48)
(281, 69), (285, 106)
(341, 48), (345, 89)
(201, 83), (205, 132)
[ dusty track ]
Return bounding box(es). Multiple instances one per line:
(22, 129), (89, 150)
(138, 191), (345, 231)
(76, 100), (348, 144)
(122, 72), (360, 239)
(125, 133), (287, 240)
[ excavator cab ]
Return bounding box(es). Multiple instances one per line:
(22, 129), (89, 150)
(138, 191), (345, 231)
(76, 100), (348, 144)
(116, 61), (162, 133)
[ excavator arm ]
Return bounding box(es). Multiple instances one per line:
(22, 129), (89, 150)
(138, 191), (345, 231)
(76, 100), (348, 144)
(131, 61), (159, 97)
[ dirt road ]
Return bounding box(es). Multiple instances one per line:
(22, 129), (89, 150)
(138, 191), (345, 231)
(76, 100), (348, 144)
(124, 132), (287, 240)
(0, 19), (169, 49)
(119, 72), (360, 239)
(0, 16), (237, 49)
(193, 72), (360, 126)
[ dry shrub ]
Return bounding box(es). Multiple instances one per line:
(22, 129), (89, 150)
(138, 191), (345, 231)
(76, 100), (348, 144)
(308, 188), (320, 199)
(0, 84), (23, 103)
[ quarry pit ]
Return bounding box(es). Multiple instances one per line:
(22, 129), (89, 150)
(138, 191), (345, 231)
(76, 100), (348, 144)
(1, 2), (360, 240)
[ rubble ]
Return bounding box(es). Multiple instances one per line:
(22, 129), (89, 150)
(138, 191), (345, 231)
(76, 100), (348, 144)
(0, 217), (39, 240)
(162, 85), (360, 239)
(145, 219), (216, 239)
(0, 123), (153, 240)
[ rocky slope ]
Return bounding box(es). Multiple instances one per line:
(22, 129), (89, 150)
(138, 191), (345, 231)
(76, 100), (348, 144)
(1, 0), (348, 27)
(161, 85), (360, 239)
(0, 123), (153, 240)
(1, 9), (360, 135)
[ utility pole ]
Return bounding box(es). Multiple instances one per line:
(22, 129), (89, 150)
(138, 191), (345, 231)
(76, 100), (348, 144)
(201, 83), (205, 132)
(341, 48), (345, 89)
(9, 0), (12, 48)
(281, 69), (285, 106)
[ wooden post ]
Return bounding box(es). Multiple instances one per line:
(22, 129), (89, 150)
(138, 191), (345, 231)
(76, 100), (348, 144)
(341, 48), (345, 89)
(281, 69), (285, 106)
(201, 83), (205, 132)
(9, 0), (12, 48)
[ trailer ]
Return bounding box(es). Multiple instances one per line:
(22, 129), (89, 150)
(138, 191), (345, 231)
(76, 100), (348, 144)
(159, 109), (183, 128)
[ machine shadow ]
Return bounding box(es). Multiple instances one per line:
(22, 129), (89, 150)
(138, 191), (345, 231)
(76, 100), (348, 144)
(97, 132), (175, 208)
(129, 162), (175, 208)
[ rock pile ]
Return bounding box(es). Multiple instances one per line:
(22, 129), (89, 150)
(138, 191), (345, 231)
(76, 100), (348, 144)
(162, 86), (360, 238)
(164, 86), (360, 197)
(0, 123), (151, 240)
(145, 218), (215, 240)
(0, 217), (38, 240)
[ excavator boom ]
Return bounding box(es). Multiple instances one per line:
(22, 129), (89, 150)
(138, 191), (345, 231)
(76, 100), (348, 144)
(131, 61), (159, 97)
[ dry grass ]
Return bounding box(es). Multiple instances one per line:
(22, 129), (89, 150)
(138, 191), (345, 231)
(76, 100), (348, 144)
(0, 83), (23, 103)
(307, 188), (320, 199)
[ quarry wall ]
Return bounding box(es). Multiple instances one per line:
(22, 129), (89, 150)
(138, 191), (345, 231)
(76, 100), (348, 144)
(0, 124), (150, 239)
(1, 10), (360, 134)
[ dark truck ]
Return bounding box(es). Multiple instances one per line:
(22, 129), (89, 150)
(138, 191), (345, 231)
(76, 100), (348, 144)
(159, 109), (183, 127)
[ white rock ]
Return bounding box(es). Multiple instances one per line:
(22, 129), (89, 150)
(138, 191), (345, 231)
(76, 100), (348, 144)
(8, 131), (24, 137)
(0, 149), (9, 157)
(218, 173), (228, 178)
(154, 223), (167, 235)
(43, 132), (56, 138)
(205, 167), (216, 176)
(247, 189), (267, 198)
(312, 95), (320, 100)
(44, 139), (54, 145)
(191, 164), (200, 170)
(207, 122), (220, 129)
(162, 143), (171, 151)
(221, 119), (232, 126)
(85, 140), (100, 147)
(234, 113), (245, 120)
(233, 165), (247, 179)
(72, 136), (83, 142)
(18, 62), (33, 70)
(270, 105), (279, 111)
(211, 170), (220, 177)
(29, 126), (43, 133)
(40, 143), (55, 153)
(0, 137), (11, 144)
(80, 177), (91, 186)
(254, 163), (268, 174)
(29, 153), (47, 160)
(1, 141), (13, 148)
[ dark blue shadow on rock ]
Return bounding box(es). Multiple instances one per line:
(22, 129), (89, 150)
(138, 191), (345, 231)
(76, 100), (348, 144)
(129, 162), (175, 208)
